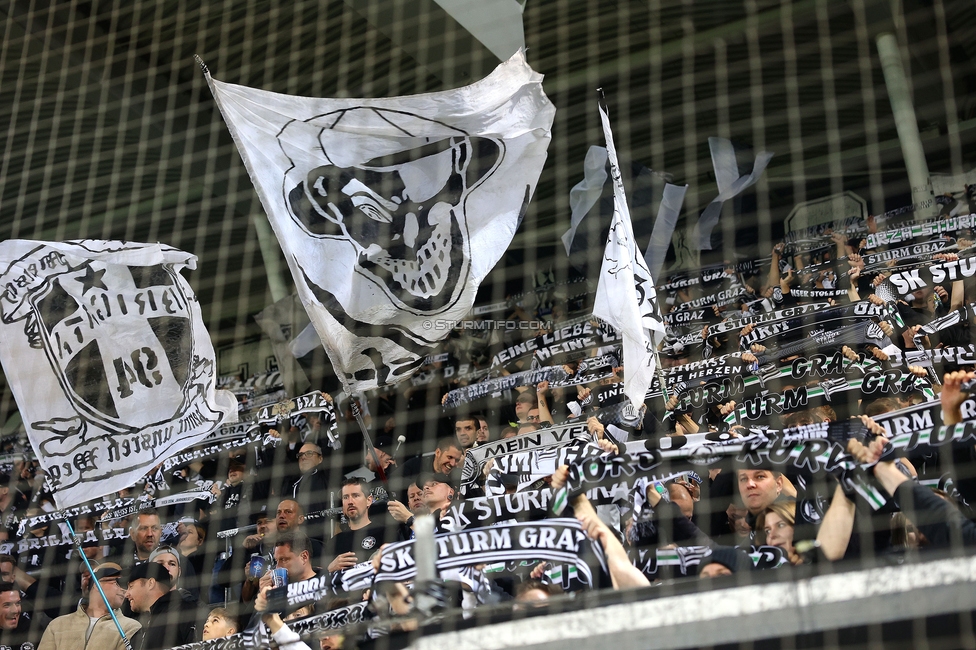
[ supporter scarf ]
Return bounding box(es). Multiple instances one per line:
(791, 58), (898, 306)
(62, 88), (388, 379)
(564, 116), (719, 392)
(670, 351), (886, 411)
(707, 303), (831, 337)
(161, 426), (266, 472)
(485, 441), (604, 494)
(460, 420), (591, 488)
(861, 239), (951, 269)
(736, 302), (889, 350)
(16, 489), (216, 534)
(644, 420), (976, 509)
(784, 216), (866, 243)
(407, 356), (491, 387)
(550, 446), (666, 515)
(664, 307), (718, 330)
(662, 354), (748, 383)
(753, 320), (892, 366)
(787, 287), (851, 299)
(870, 396), (976, 436)
(631, 545), (788, 579)
(797, 240), (953, 278)
(865, 212), (975, 248)
(12, 526), (128, 551)
(884, 254), (976, 296)
(358, 519), (596, 586)
(728, 371), (931, 422)
(669, 286), (748, 312)
(658, 259), (768, 292)
(919, 305), (972, 337)
(886, 345), (976, 367)
(659, 270), (738, 293)
(489, 318), (620, 368)
(442, 355), (618, 408)
(161, 390), (336, 470)
(166, 601), (373, 650)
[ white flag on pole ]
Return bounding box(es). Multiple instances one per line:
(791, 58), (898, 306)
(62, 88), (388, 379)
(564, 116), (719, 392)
(592, 104), (667, 411)
(0, 240), (237, 509)
(204, 51), (555, 392)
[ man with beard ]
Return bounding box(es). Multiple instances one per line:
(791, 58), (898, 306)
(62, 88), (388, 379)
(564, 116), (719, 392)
(38, 562), (142, 650)
(397, 437), (463, 492)
(242, 500), (322, 603)
(326, 479), (390, 573)
(111, 509), (161, 569)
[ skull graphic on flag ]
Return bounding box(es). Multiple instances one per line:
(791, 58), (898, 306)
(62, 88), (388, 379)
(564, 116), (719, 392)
(0, 240), (237, 509)
(205, 50), (555, 391)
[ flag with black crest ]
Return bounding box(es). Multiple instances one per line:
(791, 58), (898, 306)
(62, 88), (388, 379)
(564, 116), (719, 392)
(0, 240), (237, 509)
(203, 51), (555, 392)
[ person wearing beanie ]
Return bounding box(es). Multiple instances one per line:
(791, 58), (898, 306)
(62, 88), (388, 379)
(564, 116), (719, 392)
(698, 546), (753, 578)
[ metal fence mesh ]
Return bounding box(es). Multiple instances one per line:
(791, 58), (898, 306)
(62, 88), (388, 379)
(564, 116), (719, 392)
(2, 1), (976, 649)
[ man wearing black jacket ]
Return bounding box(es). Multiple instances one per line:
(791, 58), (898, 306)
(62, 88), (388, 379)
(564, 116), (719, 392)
(123, 563), (196, 650)
(283, 443), (332, 514)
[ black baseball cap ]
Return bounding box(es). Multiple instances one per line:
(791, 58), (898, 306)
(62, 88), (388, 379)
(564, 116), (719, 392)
(127, 561), (173, 586)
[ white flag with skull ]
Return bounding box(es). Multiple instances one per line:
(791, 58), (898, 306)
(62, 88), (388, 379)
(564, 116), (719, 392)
(0, 240), (238, 509)
(593, 104), (667, 411)
(204, 51), (555, 392)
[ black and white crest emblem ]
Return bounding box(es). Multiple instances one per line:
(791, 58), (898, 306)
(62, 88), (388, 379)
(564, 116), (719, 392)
(361, 535), (377, 550)
(0, 241), (236, 508)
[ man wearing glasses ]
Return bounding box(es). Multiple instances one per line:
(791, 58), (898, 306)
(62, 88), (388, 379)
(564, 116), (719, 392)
(283, 443), (331, 513)
(38, 562), (143, 650)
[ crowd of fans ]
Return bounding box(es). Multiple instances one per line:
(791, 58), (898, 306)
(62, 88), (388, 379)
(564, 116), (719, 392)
(2, 195), (976, 649)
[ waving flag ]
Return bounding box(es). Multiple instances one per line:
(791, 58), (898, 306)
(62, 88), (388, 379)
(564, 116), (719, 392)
(204, 51), (555, 392)
(593, 104), (667, 411)
(0, 240), (237, 509)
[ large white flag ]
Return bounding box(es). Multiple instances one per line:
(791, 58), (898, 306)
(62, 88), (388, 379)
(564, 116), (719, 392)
(0, 241), (237, 509)
(204, 51), (555, 392)
(592, 105), (667, 411)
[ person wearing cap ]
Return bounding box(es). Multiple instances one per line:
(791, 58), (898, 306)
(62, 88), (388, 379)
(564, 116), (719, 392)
(123, 562), (196, 650)
(148, 546), (197, 604)
(38, 562), (142, 650)
(420, 474), (456, 521)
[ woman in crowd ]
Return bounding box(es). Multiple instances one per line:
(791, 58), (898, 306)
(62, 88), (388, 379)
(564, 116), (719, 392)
(755, 500), (800, 565)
